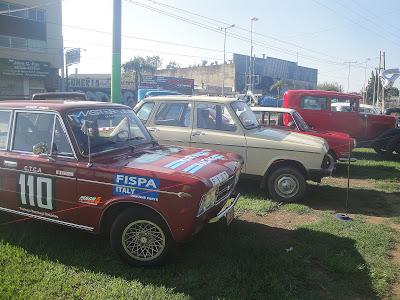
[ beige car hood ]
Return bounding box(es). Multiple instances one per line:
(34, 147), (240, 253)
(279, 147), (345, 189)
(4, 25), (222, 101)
(246, 127), (327, 154)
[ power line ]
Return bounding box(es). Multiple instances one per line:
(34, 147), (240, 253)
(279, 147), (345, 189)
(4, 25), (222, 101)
(144, 0), (346, 62)
(312, 0), (400, 49)
(335, 0), (400, 42)
(124, 0), (351, 67)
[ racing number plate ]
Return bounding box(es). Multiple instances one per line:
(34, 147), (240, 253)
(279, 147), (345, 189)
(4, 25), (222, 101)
(225, 206), (235, 225)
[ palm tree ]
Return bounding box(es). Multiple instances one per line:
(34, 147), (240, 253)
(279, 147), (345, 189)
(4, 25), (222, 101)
(270, 80), (283, 99)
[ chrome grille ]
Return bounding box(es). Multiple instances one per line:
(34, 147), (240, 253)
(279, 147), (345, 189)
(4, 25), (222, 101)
(216, 176), (236, 203)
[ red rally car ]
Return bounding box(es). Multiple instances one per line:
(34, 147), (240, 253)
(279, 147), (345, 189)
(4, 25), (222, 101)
(0, 100), (242, 266)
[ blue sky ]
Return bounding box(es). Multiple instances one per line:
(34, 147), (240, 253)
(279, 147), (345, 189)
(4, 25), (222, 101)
(62, 0), (400, 91)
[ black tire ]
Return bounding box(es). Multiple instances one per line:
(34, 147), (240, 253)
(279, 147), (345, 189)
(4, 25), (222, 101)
(387, 136), (400, 155)
(110, 208), (173, 266)
(267, 166), (306, 203)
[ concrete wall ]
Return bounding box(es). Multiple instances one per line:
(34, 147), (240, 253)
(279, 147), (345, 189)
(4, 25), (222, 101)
(156, 63), (236, 94)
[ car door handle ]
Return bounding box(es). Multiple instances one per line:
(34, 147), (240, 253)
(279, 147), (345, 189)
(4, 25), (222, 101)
(4, 160), (17, 168)
(148, 127), (160, 132)
(192, 131), (205, 136)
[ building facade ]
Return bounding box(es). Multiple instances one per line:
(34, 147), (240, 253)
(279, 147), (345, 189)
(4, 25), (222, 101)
(156, 63), (235, 95)
(233, 53), (318, 93)
(156, 54), (318, 96)
(0, 0), (63, 99)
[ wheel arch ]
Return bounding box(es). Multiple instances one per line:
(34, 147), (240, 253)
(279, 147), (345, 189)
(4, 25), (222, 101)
(261, 159), (307, 189)
(100, 201), (173, 238)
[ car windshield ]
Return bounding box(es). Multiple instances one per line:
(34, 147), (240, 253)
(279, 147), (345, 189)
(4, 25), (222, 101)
(292, 111), (311, 131)
(231, 101), (259, 129)
(67, 108), (152, 155)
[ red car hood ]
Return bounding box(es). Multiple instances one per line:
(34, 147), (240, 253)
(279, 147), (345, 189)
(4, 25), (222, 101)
(307, 129), (351, 139)
(96, 145), (243, 185)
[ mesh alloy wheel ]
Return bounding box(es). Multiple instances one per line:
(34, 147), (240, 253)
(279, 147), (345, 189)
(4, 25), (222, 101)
(121, 220), (166, 262)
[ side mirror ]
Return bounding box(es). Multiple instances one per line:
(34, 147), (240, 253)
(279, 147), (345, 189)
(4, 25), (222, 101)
(33, 143), (48, 155)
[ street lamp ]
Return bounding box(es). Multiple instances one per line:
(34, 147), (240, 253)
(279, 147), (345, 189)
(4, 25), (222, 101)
(250, 17), (258, 93)
(219, 24), (235, 97)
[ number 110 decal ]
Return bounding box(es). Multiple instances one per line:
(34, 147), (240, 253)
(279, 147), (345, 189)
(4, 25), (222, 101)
(18, 174), (54, 210)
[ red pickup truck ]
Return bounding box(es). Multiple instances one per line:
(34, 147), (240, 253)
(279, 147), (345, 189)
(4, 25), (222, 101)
(283, 90), (400, 156)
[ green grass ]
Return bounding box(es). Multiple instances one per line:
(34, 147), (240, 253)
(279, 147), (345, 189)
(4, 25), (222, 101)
(282, 203), (312, 214)
(235, 193), (279, 215)
(0, 148), (399, 299)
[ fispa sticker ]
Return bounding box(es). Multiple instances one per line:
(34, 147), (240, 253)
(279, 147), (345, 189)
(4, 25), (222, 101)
(113, 174), (160, 201)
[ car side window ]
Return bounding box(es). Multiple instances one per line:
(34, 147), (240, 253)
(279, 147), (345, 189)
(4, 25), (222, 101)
(13, 112), (54, 153)
(197, 103), (236, 132)
(154, 102), (191, 127)
(301, 96), (328, 111)
(137, 102), (154, 123)
(331, 98), (357, 112)
(53, 117), (74, 157)
(0, 111), (11, 150)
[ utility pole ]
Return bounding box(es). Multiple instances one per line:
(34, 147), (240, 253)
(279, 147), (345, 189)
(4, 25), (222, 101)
(363, 58), (370, 103)
(382, 51), (386, 112)
(372, 68), (377, 107)
(219, 24), (235, 97)
(111, 0), (122, 103)
(344, 61), (357, 93)
(249, 17), (258, 93)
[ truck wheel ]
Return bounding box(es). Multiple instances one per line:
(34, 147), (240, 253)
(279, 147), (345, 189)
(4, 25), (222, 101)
(110, 208), (172, 266)
(267, 167), (306, 203)
(387, 136), (400, 156)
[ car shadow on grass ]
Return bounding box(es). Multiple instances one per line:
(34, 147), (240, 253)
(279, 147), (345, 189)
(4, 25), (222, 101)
(333, 163), (400, 180)
(0, 214), (378, 299)
(305, 183), (400, 218)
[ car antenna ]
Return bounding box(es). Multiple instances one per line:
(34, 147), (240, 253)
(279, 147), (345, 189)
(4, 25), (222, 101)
(336, 140), (353, 222)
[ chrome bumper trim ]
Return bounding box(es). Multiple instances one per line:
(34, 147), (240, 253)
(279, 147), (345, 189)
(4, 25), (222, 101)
(208, 193), (240, 224)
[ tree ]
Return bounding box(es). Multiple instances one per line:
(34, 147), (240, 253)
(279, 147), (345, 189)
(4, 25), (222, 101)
(270, 80), (283, 100)
(122, 55), (162, 88)
(166, 61), (180, 70)
(316, 82), (343, 92)
(201, 60), (208, 66)
(386, 86), (399, 98)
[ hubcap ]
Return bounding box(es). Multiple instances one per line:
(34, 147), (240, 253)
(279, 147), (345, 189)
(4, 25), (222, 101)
(275, 175), (299, 198)
(122, 220), (166, 262)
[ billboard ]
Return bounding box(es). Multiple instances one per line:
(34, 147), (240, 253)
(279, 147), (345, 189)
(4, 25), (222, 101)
(0, 58), (49, 78)
(140, 75), (194, 95)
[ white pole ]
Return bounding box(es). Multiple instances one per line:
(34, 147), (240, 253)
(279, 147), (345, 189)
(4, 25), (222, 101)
(220, 24), (234, 97)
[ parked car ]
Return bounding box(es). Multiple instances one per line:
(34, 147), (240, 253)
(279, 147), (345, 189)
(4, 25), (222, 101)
(283, 90), (400, 156)
(0, 100), (242, 266)
(32, 92), (87, 101)
(331, 102), (380, 115)
(134, 96), (334, 203)
(251, 106), (356, 161)
(385, 107), (400, 128)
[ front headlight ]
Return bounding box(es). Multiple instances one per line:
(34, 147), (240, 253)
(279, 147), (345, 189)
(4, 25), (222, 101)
(197, 187), (217, 216)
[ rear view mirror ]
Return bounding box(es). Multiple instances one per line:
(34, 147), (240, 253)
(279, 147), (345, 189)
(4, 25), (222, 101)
(33, 143), (48, 155)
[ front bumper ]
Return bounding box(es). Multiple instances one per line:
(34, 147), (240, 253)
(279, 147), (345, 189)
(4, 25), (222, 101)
(307, 153), (335, 182)
(208, 193), (240, 224)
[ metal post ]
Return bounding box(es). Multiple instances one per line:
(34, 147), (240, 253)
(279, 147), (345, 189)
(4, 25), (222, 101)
(220, 24), (234, 97)
(250, 17), (258, 93)
(372, 68), (377, 106)
(65, 64), (69, 92)
(111, 0), (122, 103)
(382, 51), (386, 113)
(344, 61), (357, 93)
(363, 58), (370, 104)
